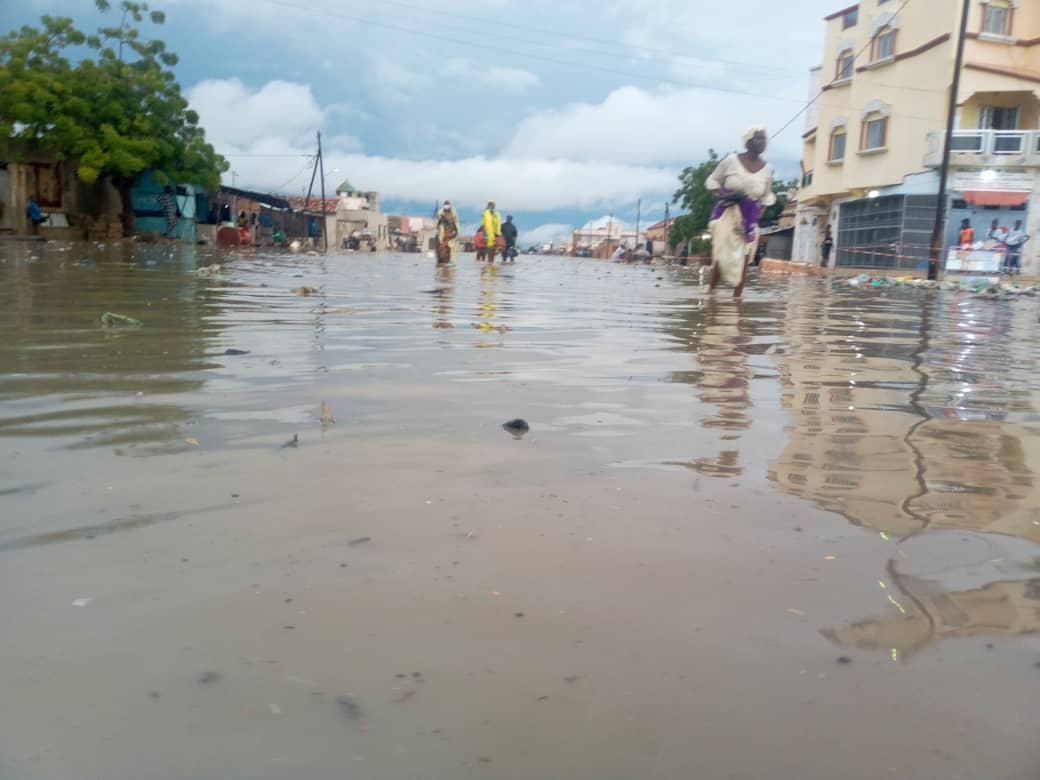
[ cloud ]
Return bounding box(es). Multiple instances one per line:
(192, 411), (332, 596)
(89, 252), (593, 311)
(442, 58), (540, 91)
(188, 78), (679, 208)
(504, 85), (805, 169)
(522, 223), (574, 246)
(187, 78), (325, 148)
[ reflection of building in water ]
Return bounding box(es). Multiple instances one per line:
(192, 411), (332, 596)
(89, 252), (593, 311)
(823, 562), (1040, 659)
(768, 288), (1038, 541)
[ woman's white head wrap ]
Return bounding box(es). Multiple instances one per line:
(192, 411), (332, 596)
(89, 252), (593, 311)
(743, 125), (769, 145)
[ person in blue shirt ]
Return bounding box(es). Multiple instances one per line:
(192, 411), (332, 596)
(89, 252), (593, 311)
(26, 197), (48, 234)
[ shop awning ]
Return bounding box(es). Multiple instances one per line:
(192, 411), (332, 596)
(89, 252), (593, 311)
(964, 190), (1030, 207)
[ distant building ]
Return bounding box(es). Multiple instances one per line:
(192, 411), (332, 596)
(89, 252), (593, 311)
(644, 217), (677, 255)
(794, 1), (1040, 274)
(328, 179), (386, 250)
(569, 221), (639, 258)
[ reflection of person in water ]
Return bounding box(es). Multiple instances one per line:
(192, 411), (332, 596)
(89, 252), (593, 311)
(672, 298), (753, 477)
(432, 264), (455, 330)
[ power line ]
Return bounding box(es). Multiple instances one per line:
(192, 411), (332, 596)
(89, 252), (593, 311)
(251, 0), (811, 106)
(353, 0), (807, 75)
(344, 0), (808, 79)
(773, 0), (913, 139)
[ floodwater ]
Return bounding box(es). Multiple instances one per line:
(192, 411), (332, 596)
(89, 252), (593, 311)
(2, 242), (1040, 780)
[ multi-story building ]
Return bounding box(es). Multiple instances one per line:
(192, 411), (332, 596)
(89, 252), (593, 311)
(793, 1), (1040, 275)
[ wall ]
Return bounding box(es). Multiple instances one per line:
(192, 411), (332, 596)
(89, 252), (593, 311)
(132, 171), (198, 242)
(803, 0), (957, 201)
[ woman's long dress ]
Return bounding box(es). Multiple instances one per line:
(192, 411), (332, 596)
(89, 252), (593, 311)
(706, 154), (776, 286)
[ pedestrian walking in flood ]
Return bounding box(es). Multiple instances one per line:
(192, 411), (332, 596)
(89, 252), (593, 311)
(706, 126), (776, 298)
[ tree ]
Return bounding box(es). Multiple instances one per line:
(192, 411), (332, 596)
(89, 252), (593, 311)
(669, 149), (720, 248)
(0, 1), (227, 235)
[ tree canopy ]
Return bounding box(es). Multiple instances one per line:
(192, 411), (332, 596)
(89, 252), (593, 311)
(0, 1), (227, 231)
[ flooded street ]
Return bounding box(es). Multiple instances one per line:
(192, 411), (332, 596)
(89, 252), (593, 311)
(3, 243), (1040, 780)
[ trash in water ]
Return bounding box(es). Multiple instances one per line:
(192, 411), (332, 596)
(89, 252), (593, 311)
(502, 418), (530, 438)
(100, 312), (142, 328)
(281, 434), (299, 449)
(320, 401), (335, 426)
(335, 695), (362, 720)
(223, 348), (250, 356)
(293, 286), (318, 296)
(347, 536), (371, 547)
(184, 437), (199, 447)
(196, 264), (222, 277)
(198, 671), (221, 684)
(72, 597), (92, 607)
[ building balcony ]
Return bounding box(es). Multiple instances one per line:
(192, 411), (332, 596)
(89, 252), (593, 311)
(925, 129), (1040, 168)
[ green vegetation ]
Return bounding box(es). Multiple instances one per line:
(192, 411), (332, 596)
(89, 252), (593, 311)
(0, 1), (227, 235)
(668, 149), (796, 250)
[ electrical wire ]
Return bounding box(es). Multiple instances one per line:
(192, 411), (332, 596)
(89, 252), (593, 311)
(251, 0), (811, 106)
(350, 0), (809, 76)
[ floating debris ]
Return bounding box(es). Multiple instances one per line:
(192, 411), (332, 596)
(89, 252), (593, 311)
(848, 273), (1040, 298)
(347, 536), (371, 547)
(99, 312), (142, 328)
(335, 695), (362, 720)
(280, 434), (299, 449)
(502, 418), (530, 438)
(223, 348), (250, 356)
(293, 286), (318, 296)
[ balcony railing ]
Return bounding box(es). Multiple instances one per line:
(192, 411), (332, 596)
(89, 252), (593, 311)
(924, 129), (1040, 166)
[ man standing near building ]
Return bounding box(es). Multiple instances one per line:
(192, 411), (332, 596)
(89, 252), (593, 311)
(1005, 219), (1028, 275)
(501, 215), (518, 262)
(482, 200), (502, 263)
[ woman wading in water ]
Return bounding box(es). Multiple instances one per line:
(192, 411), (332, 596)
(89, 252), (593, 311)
(706, 126), (776, 298)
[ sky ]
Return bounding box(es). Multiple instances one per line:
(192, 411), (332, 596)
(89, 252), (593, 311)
(8, 0), (841, 243)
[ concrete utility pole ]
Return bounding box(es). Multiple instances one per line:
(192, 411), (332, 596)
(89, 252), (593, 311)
(928, 0), (972, 281)
(318, 132), (328, 253)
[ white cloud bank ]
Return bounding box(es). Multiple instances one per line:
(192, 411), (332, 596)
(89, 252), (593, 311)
(188, 77), (679, 209)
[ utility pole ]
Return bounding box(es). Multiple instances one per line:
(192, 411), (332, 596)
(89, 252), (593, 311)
(928, 0), (971, 281)
(317, 131), (328, 253)
(635, 199), (641, 247)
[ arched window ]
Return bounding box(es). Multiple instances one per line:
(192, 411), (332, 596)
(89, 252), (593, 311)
(872, 26), (896, 62)
(861, 112), (889, 152)
(836, 48), (855, 81)
(829, 120), (848, 162)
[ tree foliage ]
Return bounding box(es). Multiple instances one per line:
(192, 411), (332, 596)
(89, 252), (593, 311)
(669, 149), (720, 248)
(0, 1), (227, 232)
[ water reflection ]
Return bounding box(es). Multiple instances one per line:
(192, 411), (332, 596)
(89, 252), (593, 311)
(431, 265), (455, 331)
(823, 560), (1040, 659)
(473, 263), (505, 348)
(769, 284), (1038, 541)
(770, 282), (1040, 656)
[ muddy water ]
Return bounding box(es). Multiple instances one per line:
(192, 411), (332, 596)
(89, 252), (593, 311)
(2, 242), (1040, 780)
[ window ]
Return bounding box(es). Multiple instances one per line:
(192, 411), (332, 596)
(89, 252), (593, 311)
(829, 129), (848, 161)
(802, 169), (814, 187)
(982, 2), (1011, 36)
(836, 50), (854, 80)
(843, 8), (859, 28)
(872, 27), (896, 61)
(979, 105), (1019, 130)
(861, 112), (888, 150)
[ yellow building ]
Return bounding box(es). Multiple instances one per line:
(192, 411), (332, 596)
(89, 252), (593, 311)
(793, 1), (1040, 274)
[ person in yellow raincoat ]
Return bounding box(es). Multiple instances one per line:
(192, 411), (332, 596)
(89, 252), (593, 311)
(436, 201), (460, 265)
(481, 200), (502, 263)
